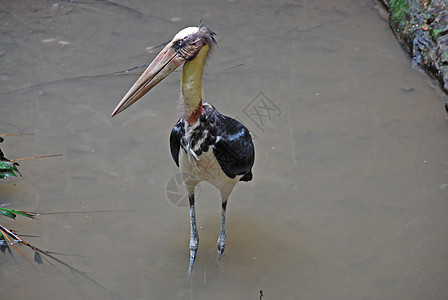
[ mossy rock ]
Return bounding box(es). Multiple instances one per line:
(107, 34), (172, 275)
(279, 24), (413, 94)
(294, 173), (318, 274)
(382, 0), (448, 95)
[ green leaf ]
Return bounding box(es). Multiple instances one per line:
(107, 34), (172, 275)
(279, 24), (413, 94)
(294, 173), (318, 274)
(0, 161), (14, 169)
(0, 209), (16, 219)
(0, 161), (21, 178)
(0, 170), (17, 178)
(0, 208), (36, 219)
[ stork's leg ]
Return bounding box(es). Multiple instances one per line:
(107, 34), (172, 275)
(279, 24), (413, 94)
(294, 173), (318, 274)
(217, 199), (228, 257)
(188, 192), (199, 263)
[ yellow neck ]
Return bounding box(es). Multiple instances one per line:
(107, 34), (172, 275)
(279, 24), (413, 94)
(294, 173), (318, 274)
(181, 44), (210, 118)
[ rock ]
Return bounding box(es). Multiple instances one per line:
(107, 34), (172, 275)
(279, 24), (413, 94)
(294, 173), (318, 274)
(382, 0), (448, 96)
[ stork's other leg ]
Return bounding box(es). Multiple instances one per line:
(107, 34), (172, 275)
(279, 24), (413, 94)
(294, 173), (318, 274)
(217, 199), (228, 257)
(188, 192), (199, 263)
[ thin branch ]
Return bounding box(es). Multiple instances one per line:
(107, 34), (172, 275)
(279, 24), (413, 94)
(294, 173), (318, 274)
(11, 154), (63, 162)
(0, 224), (107, 290)
(36, 208), (152, 216)
(0, 133), (35, 137)
(0, 226), (38, 270)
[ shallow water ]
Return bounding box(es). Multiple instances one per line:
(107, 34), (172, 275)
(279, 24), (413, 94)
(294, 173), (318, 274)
(1, 0), (448, 299)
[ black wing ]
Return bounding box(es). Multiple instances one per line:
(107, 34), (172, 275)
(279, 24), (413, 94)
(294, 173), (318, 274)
(212, 115), (254, 181)
(169, 105), (254, 182)
(169, 120), (184, 167)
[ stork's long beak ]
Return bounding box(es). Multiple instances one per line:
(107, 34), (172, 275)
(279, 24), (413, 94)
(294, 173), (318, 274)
(111, 43), (184, 117)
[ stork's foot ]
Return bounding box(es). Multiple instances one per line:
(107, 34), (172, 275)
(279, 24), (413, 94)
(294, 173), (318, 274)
(217, 234), (226, 257)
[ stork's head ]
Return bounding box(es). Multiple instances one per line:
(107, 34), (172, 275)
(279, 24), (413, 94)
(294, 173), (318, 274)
(111, 25), (216, 117)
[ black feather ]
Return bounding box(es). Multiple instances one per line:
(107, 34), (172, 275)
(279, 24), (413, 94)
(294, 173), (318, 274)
(169, 120), (184, 167)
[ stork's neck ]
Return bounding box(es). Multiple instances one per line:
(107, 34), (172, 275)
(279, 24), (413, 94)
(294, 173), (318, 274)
(181, 44), (210, 124)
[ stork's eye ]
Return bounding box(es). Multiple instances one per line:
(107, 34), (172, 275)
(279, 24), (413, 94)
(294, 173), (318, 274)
(175, 40), (185, 47)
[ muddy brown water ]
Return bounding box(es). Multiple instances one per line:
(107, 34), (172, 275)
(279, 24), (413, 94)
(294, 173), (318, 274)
(1, 1), (447, 299)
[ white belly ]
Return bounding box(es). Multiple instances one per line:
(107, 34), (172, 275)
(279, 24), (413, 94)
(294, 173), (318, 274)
(179, 148), (241, 198)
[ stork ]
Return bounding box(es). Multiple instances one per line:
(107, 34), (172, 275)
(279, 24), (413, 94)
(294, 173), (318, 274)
(111, 25), (255, 269)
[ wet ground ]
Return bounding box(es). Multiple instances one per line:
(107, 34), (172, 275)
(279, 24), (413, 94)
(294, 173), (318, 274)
(1, 0), (448, 299)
